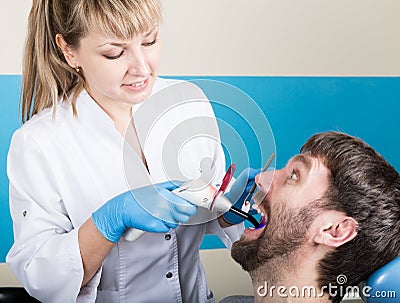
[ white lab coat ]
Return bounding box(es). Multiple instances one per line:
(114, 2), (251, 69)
(6, 78), (243, 303)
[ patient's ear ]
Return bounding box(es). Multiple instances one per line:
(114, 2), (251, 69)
(313, 212), (358, 248)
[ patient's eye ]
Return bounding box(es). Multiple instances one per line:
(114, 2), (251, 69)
(288, 169), (298, 181)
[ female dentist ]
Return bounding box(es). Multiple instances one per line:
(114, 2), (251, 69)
(6, 0), (257, 302)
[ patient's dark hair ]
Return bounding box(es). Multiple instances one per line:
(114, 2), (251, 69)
(301, 131), (400, 303)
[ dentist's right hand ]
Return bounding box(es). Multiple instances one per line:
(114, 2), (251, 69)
(92, 181), (197, 243)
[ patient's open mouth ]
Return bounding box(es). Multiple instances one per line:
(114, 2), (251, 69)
(241, 204), (268, 240)
(257, 215), (267, 229)
(250, 204), (268, 230)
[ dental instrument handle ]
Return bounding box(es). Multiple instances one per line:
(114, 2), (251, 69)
(229, 206), (260, 228)
(172, 179), (232, 212)
(124, 228), (145, 241)
(172, 179), (261, 228)
(243, 153), (276, 203)
(125, 179), (220, 241)
(214, 194), (260, 228)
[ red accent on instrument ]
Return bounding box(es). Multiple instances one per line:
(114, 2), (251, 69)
(209, 163), (236, 211)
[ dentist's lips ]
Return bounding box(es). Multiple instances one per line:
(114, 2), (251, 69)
(123, 78), (149, 91)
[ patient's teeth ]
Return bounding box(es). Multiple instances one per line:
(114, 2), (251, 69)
(252, 204), (265, 216)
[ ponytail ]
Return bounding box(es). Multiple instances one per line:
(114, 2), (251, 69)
(21, 0), (82, 123)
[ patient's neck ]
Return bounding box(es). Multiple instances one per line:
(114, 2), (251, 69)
(249, 250), (331, 303)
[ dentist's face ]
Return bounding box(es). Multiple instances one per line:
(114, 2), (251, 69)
(72, 27), (161, 109)
(231, 153), (330, 272)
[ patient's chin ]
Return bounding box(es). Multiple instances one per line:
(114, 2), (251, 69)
(231, 237), (262, 272)
(231, 213), (311, 273)
(231, 198), (319, 274)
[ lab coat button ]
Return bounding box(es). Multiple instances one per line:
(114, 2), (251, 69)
(164, 233), (171, 240)
(22, 210), (27, 217)
(166, 272), (173, 279)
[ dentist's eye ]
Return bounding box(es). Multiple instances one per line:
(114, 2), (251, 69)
(104, 51), (124, 60)
(142, 39), (158, 47)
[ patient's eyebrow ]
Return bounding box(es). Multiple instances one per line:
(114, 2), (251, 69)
(291, 154), (312, 172)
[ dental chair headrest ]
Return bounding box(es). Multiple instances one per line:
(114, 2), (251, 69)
(361, 255), (400, 302)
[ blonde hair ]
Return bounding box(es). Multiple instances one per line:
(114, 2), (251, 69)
(22, 0), (162, 123)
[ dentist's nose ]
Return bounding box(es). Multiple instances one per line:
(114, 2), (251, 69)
(128, 51), (149, 76)
(255, 169), (275, 193)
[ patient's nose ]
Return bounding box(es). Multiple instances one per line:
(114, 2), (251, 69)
(255, 169), (275, 193)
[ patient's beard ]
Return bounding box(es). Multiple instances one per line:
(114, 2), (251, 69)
(231, 199), (320, 276)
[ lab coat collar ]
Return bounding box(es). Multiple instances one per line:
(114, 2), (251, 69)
(74, 90), (118, 131)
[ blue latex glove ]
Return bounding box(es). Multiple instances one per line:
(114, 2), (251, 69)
(223, 168), (261, 225)
(92, 181), (197, 242)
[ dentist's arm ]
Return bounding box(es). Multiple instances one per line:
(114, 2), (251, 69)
(78, 218), (114, 287)
(78, 181), (197, 286)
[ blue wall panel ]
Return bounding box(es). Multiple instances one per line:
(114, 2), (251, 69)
(0, 75), (22, 262)
(1, 76), (399, 260)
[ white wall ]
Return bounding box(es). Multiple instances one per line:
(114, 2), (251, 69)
(1, 0), (399, 75)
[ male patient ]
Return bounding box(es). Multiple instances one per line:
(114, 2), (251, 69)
(231, 131), (400, 303)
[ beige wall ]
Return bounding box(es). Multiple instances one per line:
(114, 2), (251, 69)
(160, 0), (400, 76)
(0, 263), (21, 287)
(1, 0), (399, 75)
(0, 251), (361, 302)
(0, 1), (29, 75)
(0, 250), (253, 301)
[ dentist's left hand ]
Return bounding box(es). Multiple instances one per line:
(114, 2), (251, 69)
(223, 168), (260, 225)
(92, 181), (197, 242)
